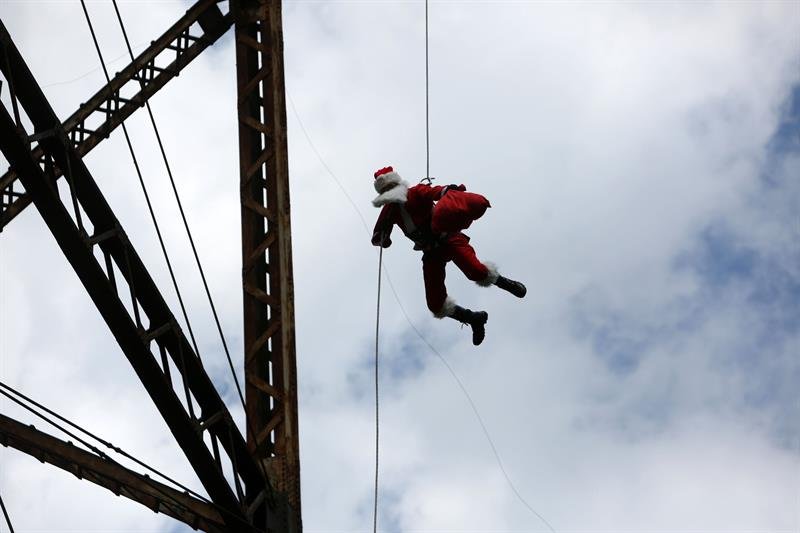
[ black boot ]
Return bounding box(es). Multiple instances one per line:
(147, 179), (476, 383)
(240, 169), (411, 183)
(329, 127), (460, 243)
(495, 275), (527, 298)
(450, 305), (489, 346)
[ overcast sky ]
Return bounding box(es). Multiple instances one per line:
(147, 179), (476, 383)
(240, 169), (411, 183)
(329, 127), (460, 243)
(0, 1), (799, 532)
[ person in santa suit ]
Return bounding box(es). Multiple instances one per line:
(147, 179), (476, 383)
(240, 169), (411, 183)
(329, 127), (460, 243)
(371, 165), (526, 346)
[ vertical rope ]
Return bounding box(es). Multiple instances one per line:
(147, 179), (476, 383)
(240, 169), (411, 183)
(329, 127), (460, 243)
(371, 2), (426, 525)
(373, 246), (383, 533)
(425, 0), (430, 180)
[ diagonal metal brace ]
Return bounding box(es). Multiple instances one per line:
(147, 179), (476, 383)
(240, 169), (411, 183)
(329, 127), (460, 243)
(0, 0), (232, 231)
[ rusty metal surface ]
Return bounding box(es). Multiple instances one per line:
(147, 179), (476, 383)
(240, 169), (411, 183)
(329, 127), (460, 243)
(232, 0), (301, 530)
(0, 21), (270, 530)
(0, 413), (227, 532)
(0, 0), (232, 231)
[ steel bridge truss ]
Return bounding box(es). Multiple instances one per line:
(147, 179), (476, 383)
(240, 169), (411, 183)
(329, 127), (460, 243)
(0, 1), (299, 531)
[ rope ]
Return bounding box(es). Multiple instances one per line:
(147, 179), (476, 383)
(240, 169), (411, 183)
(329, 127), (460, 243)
(78, 0), (203, 364)
(0, 381), (195, 501)
(425, 0), (430, 180)
(373, 246), (383, 533)
(380, 281), (557, 533)
(108, 0), (258, 470)
(0, 486), (13, 533)
(425, 0), (431, 179)
(288, 95), (370, 233)
(0, 381), (264, 532)
(41, 42), (147, 89)
(82, 1), (275, 505)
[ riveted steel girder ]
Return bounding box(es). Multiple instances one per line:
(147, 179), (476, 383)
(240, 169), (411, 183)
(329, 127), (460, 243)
(231, 0), (300, 530)
(0, 413), (227, 532)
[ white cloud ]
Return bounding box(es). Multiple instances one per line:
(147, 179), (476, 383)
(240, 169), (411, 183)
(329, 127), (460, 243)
(1, 1), (798, 532)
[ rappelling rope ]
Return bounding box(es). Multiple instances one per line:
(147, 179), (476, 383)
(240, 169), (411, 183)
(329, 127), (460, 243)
(373, 245), (383, 533)
(425, 0), (430, 181)
(374, 2), (429, 527)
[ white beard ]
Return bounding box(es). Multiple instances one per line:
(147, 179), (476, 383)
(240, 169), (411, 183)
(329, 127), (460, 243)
(372, 181), (409, 207)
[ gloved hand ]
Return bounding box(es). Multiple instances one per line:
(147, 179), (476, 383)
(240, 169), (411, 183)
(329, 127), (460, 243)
(444, 183), (467, 193)
(371, 232), (392, 248)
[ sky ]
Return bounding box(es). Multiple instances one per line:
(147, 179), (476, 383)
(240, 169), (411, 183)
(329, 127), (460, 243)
(0, 0), (799, 532)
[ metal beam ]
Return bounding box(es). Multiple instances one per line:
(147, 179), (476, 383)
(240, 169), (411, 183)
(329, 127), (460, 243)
(0, 21), (270, 530)
(231, 1), (300, 530)
(0, 413), (227, 532)
(0, 0), (232, 231)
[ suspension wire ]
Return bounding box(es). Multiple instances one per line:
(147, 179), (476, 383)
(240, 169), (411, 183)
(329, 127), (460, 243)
(0, 382), (265, 533)
(0, 486), (13, 533)
(380, 277), (557, 533)
(291, 83), (387, 533)
(425, 0), (430, 180)
(373, 246), (383, 533)
(0, 388), (186, 508)
(77, 0), (204, 364)
(41, 41), (147, 89)
(108, 1), (273, 495)
(73, 10), (273, 506)
(0, 380), (198, 502)
(288, 96), (557, 533)
(110, 0), (248, 434)
(287, 95), (370, 233)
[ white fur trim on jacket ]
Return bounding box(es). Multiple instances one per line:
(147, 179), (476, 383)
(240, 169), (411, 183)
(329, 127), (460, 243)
(372, 180), (409, 207)
(476, 261), (499, 287)
(433, 296), (457, 319)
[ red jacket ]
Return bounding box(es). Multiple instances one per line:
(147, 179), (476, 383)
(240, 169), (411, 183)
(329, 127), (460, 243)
(371, 183), (446, 248)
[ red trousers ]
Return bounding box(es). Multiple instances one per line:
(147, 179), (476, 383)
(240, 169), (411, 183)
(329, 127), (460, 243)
(422, 232), (489, 315)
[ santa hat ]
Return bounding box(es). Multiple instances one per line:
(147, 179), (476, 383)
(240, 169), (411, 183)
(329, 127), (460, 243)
(373, 166), (404, 193)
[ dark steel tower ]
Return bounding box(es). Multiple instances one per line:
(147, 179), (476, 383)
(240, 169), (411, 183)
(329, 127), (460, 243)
(0, 1), (300, 531)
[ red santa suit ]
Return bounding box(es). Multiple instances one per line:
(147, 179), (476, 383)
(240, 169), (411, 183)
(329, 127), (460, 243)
(371, 167), (498, 318)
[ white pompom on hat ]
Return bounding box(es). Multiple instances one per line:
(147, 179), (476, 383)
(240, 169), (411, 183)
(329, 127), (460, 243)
(373, 166), (404, 193)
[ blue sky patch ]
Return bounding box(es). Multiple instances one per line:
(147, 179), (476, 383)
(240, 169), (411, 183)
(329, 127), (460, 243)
(685, 224), (757, 287)
(568, 289), (654, 377)
(766, 84), (800, 157)
(347, 330), (431, 401)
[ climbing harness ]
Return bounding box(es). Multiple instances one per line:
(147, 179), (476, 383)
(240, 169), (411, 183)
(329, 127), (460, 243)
(397, 204), (437, 251)
(398, 205), (418, 237)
